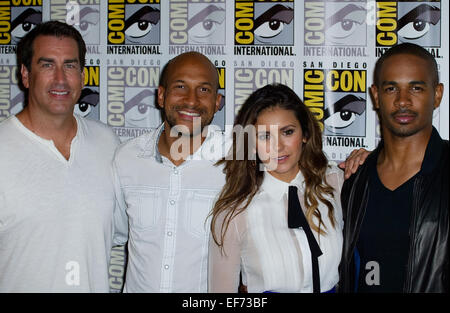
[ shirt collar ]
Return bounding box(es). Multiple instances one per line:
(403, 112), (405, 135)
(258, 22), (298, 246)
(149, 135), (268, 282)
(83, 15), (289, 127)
(138, 123), (165, 162)
(260, 169), (306, 201)
(420, 126), (444, 175)
(138, 123), (228, 164)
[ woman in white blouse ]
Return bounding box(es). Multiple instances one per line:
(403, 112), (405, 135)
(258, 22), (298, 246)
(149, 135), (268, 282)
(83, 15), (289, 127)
(209, 84), (344, 293)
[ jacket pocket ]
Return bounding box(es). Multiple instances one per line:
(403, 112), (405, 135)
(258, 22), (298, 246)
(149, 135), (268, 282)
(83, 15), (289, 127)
(125, 190), (161, 230)
(185, 191), (218, 238)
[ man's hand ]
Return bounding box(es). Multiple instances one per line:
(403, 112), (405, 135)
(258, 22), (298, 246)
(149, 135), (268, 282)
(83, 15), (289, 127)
(338, 148), (371, 180)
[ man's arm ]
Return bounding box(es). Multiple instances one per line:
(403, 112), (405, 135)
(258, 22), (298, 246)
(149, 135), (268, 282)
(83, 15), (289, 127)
(112, 158), (129, 247)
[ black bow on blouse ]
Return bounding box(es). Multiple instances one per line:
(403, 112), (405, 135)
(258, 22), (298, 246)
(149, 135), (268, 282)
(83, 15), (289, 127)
(288, 185), (323, 293)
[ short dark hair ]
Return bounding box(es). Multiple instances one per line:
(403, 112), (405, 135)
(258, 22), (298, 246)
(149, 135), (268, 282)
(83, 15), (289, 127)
(373, 43), (439, 87)
(17, 20), (86, 72)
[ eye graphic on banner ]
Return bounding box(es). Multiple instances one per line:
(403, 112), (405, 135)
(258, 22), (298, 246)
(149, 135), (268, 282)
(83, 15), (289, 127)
(124, 88), (160, 128)
(254, 4), (294, 45)
(325, 3), (366, 46)
(324, 69), (366, 138)
(107, 1), (161, 55)
(0, 2), (43, 49)
(72, 6), (100, 45)
(49, 1), (100, 53)
(75, 65), (100, 121)
(107, 64), (160, 141)
(188, 4), (225, 45)
(169, 1), (226, 55)
(75, 87), (99, 120)
(125, 5), (160, 45)
(304, 0), (368, 57)
(11, 8), (42, 45)
(324, 94), (366, 136)
(375, 1), (441, 57)
(234, 1), (294, 56)
(397, 3), (440, 46)
(303, 65), (367, 151)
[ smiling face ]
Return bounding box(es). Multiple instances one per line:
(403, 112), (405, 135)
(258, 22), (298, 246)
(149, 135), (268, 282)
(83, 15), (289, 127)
(371, 53), (443, 138)
(255, 106), (306, 183)
(21, 35), (85, 118)
(157, 52), (221, 137)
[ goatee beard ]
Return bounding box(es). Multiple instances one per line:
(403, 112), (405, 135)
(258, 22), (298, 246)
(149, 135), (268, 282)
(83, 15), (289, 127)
(166, 116), (212, 138)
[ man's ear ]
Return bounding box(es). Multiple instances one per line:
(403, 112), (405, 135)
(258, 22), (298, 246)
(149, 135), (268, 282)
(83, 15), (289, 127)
(214, 92), (223, 113)
(433, 83), (444, 110)
(370, 84), (379, 110)
(157, 86), (165, 109)
(21, 64), (30, 89)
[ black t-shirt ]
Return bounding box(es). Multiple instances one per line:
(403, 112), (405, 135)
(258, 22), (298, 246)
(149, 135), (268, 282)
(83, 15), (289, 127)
(356, 161), (415, 293)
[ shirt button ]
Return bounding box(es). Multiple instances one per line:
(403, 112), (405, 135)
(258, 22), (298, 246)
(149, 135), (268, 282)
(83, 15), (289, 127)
(167, 231), (172, 237)
(170, 200), (175, 205)
(164, 265), (169, 269)
(173, 169), (179, 174)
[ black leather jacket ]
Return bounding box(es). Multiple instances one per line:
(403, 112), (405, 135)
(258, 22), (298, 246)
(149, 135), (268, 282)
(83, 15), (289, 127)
(338, 128), (449, 293)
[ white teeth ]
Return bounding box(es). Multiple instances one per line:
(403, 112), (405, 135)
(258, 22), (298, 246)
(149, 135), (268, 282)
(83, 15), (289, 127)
(50, 91), (68, 95)
(179, 111), (200, 117)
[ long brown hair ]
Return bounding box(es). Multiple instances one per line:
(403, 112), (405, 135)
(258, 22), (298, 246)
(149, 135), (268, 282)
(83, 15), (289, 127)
(210, 84), (336, 249)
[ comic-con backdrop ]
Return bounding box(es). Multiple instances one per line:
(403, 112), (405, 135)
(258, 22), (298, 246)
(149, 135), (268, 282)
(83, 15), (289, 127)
(0, 0), (448, 292)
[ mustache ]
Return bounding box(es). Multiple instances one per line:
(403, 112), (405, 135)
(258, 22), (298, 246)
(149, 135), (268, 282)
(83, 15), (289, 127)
(173, 105), (207, 115)
(49, 84), (71, 90)
(391, 108), (418, 117)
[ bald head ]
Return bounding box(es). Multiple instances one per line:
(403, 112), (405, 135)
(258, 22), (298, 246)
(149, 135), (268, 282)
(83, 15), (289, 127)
(160, 52), (219, 91)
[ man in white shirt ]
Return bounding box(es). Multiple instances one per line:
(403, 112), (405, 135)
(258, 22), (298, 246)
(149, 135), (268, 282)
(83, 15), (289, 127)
(113, 52), (227, 292)
(0, 21), (119, 292)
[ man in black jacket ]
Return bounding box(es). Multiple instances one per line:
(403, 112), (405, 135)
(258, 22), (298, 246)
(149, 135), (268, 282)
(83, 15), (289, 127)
(338, 43), (448, 293)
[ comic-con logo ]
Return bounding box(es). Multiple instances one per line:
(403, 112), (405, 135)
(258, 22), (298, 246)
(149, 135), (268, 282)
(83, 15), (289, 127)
(50, 0), (100, 51)
(304, 0), (367, 57)
(168, 0), (226, 56)
(0, 0), (42, 53)
(0, 64), (23, 122)
(234, 61), (294, 116)
(303, 64), (367, 141)
(107, 0), (160, 54)
(235, 0), (293, 45)
(376, 1), (441, 57)
(304, 0), (367, 46)
(74, 64), (100, 121)
(109, 245), (126, 293)
(234, 0), (294, 56)
(169, 0), (225, 45)
(106, 63), (160, 140)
